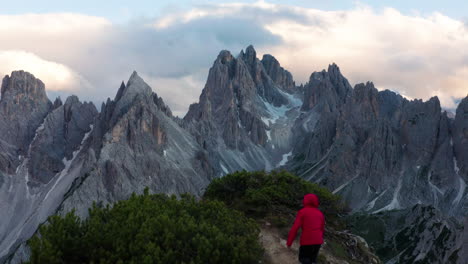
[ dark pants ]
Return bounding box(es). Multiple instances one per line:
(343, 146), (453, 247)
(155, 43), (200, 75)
(299, 244), (321, 264)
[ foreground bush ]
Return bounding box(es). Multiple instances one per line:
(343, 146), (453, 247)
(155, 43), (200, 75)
(203, 170), (346, 227)
(27, 191), (262, 264)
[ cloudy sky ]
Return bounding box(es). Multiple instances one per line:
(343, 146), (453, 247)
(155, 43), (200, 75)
(1, 0), (467, 116)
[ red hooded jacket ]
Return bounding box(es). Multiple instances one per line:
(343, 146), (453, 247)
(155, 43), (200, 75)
(287, 194), (325, 246)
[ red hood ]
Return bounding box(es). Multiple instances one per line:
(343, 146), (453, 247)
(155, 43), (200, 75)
(303, 194), (319, 208)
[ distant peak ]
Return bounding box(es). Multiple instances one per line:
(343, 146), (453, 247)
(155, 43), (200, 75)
(245, 45), (256, 56)
(327, 63), (341, 74)
(53, 97), (63, 109)
(262, 54), (278, 64)
(456, 96), (468, 112)
(241, 45), (257, 65)
(216, 50), (234, 64)
(1, 70), (47, 100)
(114, 81), (126, 102)
(128, 71), (140, 84)
(8, 70), (40, 81)
(118, 71), (152, 101)
(356, 81), (375, 89)
(64, 95), (80, 106)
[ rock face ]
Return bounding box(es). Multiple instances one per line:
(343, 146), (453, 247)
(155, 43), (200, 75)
(0, 72), (96, 263)
(58, 71), (214, 217)
(288, 67), (467, 217)
(27, 96), (97, 184)
(184, 45), (302, 174)
(0, 47), (466, 264)
(350, 205), (463, 263)
(0, 71), (52, 174)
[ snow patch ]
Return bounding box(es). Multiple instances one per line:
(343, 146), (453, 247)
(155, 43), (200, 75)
(163, 150), (167, 157)
(414, 252), (427, 262)
(220, 163), (229, 174)
(260, 100), (288, 125)
(278, 89), (303, 108)
(266, 130), (271, 141)
(452, 157), (466, 205)
(374, 177), (402, 213)
(333, 175), (359, 194)
(277, 151), (292, 167)
(366, 189), (388, 211)
(260, 91), (301, 126)
(428, 171), (444, 197)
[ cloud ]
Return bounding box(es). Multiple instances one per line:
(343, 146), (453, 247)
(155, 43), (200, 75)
(155, 2), (468, 109)
(260, 6), (468, 109)
(0, 12), (280, 114)
(0, 50), (92, 93)
(1, 3), (467, 115)
(141, 71), (207, 117)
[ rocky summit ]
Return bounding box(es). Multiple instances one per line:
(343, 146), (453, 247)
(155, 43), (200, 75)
(0, 46), (466, 263)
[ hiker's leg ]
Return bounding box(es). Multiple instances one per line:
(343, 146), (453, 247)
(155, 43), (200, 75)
(310, 244), (321, 263)
(299, 245), (314, 264)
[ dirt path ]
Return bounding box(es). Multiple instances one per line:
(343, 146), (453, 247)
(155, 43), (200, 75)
(260, 225), (300, 264)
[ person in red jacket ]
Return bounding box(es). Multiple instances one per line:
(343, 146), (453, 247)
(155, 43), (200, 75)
(287, 193), (325, 264)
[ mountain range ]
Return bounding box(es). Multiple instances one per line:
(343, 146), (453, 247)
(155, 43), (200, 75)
(0, 45), (466, 263)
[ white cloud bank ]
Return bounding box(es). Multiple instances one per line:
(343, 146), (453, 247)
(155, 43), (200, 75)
(0, 50), (92, 92)
(156, 2), (468, 109)
(0, 2), (467, 115)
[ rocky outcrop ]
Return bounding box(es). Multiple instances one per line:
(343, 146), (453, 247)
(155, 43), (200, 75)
(349, 205), (464, 263)
(0, 83), (95, 262)
(184, 46), (303, 175)
(261, 54), (296, 94)
(27, 96), (97, 184)
(288, 70), (467, 219)
(57, 72), (214, 218)
(453, 97), (468, 183)
(0, 71), (52, 173)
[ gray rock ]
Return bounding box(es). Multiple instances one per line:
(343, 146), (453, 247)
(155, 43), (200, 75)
(261, 54), (296, 94)
(349, 205), (464, 264)
(1, 48), (467, 264)
(184, 46), (302, 176)
(0, 71), (52, 173)
(27, 96), (97, 184)
(58, 71), (215, 218)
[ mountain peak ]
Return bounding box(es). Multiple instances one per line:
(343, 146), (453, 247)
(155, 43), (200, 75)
(64, 95), (80, 106)
(120, 71), (152, 100)
(114, 81), (126, 102)
(216, 50), (234, 64)
(53, 97), (63, 109)
(245, 45), (256, 56)
(261, 54), (296, 93)
(127, 71), (142, 85)
(240, 45), (257, 66)
(1, 70), (47, 100)
(328, 63), (340, 74)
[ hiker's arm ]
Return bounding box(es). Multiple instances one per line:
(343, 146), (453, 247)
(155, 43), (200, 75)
(287, 211), (302, 247)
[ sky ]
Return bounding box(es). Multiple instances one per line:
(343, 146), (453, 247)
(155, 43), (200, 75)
(0, 0), (467, 116)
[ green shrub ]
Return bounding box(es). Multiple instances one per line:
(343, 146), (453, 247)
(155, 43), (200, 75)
(203, 170), (346, 227)
(27, 191), (262, 264)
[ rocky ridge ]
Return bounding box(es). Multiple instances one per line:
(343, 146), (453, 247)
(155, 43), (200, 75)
(0, 46), (466, 263)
